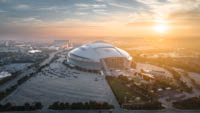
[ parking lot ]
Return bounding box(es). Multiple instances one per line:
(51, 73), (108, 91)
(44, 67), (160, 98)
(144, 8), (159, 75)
(1, 56), (119, 109)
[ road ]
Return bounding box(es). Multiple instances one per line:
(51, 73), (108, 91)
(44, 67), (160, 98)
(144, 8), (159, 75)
(0, 50), (59, 92)
(0, 68), (35, 92)
(40, 51), (60, 67)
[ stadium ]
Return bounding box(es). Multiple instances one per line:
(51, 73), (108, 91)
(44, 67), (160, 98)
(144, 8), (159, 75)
(66, 41), (132, 75)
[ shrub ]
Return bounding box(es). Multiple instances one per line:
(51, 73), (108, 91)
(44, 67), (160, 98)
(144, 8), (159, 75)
(48, 101), (114, 110)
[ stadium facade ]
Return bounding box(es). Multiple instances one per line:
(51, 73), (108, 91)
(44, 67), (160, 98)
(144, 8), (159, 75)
(66, 41), (132, 75)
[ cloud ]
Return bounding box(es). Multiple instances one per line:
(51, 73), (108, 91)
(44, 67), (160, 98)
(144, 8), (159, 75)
(0, 10), (6, 13)
(9, 17), (44, 27)
(75, 3), (90, 8)
(92, 9), (107, 15)
(92, 4), (106, 8)
(0, 0), (200, 39)
(75, 3), (106, 9)
(108, 2), (133, 9)
(75, 12), (88, 15)
(0, 0), (10, 3)
(127, 21), (154, 27)
(96, 0), (104, 2)
(23, 17), (43, 23)
(75, 3), (107, 15)
(136, 0), (162, 4)
(135, 0), (200, 20)
(15, 4), (31, 10)
(38, 6), (61, 11)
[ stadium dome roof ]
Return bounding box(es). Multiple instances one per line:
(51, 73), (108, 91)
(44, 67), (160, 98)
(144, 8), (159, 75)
(68, 41), (132, 62)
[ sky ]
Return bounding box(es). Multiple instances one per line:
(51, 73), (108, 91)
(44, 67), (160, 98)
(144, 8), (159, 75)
(0, 0), (200, 40)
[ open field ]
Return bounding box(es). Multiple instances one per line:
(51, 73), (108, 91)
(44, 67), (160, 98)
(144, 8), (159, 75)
(106, 76), (141, 105)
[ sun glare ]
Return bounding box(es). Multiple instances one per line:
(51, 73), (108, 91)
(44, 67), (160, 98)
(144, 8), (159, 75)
(154, 24), (168, 33)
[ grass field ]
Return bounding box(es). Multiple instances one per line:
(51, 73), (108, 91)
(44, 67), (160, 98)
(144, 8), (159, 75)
(106, 76), (144, 105)
(106, 76), (164, 110)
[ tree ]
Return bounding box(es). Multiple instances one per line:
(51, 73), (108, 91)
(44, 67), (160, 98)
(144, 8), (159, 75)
(34, 102), (43, 109)
(24, 102), (30, 110)
(131, 61), (137, 68)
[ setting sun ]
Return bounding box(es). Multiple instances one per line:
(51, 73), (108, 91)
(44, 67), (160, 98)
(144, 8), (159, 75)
(154, 24), (168, 33)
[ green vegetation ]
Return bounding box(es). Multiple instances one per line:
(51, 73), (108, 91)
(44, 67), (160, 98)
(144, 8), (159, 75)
(0, 102), (42, 111)
(48, 101), (114, 110)
(131, 61), (136, 69)
(173, 96), (200, 110)
(136, 72), (177, 93)
(162, 66), (192, 93)
(0, 72), (17, 85)
(106, 76), (138, 105)
(106, 76), (163, 110)
(17, 76), (29, 85)
(0, 85), (17, 101)
(132, 51), (200, 74)
(123, 101), (163, 110)
(183, 71), (200, 89)
(134, 57), (193, 93)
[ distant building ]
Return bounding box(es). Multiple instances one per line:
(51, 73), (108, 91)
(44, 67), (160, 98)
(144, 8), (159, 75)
(0, 40), (16, 47)
(66, 41), (132, 75)
(28, 50), (42, 54)
(53, 40), (71, 48)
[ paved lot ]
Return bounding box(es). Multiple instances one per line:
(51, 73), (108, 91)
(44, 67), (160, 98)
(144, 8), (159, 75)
(1, 56), (119, 109)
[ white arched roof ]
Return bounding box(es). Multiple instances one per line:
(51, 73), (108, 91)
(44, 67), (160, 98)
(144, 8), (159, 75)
(68, 42), (132, 62)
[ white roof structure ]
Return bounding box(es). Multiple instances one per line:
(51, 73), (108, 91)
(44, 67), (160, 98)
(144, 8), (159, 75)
(68, 41), (132, 62)
(0, 72), (12, 79)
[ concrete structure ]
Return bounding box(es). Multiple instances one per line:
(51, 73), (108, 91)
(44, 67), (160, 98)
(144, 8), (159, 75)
(67, 41), (132, 75)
